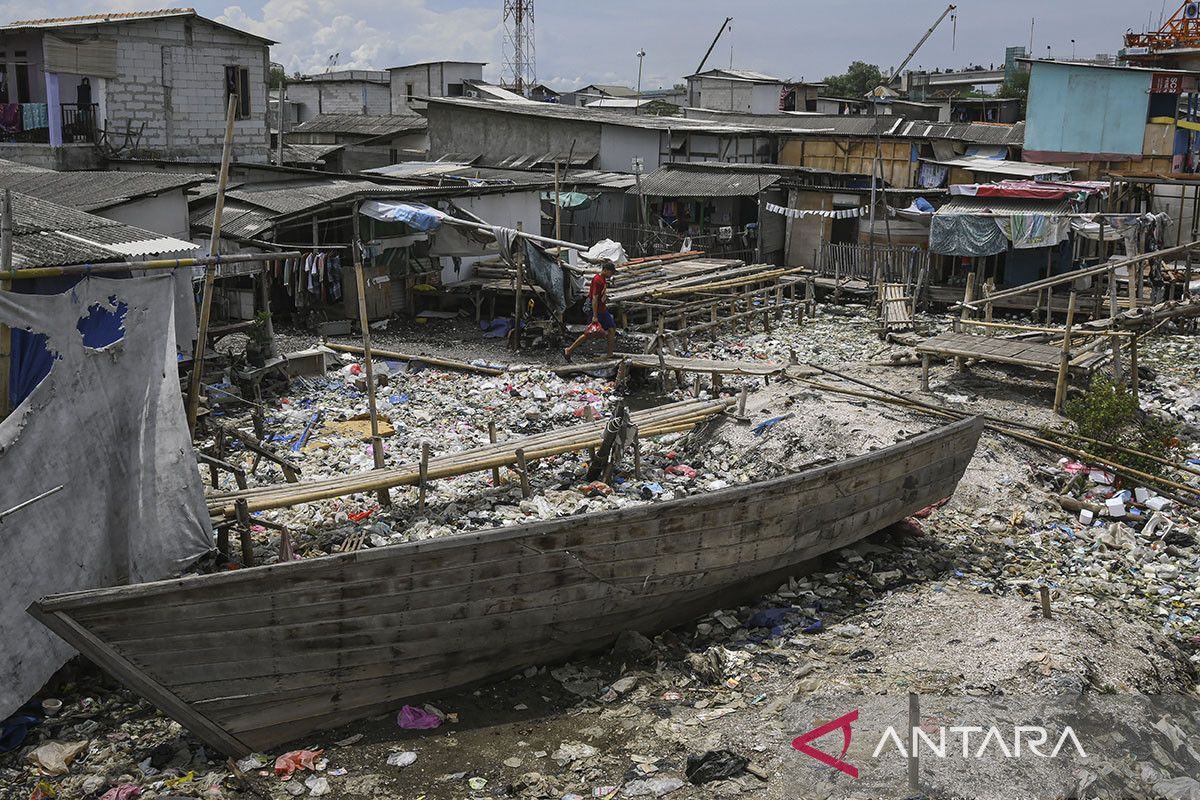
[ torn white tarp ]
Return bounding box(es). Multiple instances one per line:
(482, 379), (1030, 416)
(358, 200), (447, 231)
(583, 239), (627, 266)
(0, 275), (212, 719)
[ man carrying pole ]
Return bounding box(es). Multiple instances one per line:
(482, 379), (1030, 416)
(564, 262), (617, 361)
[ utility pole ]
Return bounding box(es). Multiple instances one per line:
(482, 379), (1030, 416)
(636, 49), (646, 115)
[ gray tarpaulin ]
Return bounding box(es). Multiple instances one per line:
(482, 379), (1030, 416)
(930, 214), (1010, 257)
(523, 240), (570, 315)
(0, 275), (212, 719)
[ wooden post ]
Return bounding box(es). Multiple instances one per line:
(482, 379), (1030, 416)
(920, 354), (930, 392)
(656, 317), (668, 392)
(907, 693), (920, 794)
(510, 220), (525, 351)
(185, 95), (238, 435)
(1108, 268), (1124, 383)
(1129, 333), (1139, 401)
(1053, 291), (1078, 414)
(418, 441), (429, 513)
(488, 420), (501, 486)
(0, 190), (12, 420)
(235, 499), (254, 568)
(515, 447), (531, 498)
(632, 426), (642, 479)
(736, 385), (748, 422)
(352, 203), (390, 507)
(691, 374), (701, 398)
(1039, 585), (1052, 619)
(712, 371), (723, 394)
(960, 271), (975, 323)
(615, 357), (630, 390)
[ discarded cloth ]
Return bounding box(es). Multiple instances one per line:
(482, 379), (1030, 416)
(99, 786), (142, 800)
(0, 702), (42, 753)
(397, 705), (442, 729)
(523, 239), (570, 315)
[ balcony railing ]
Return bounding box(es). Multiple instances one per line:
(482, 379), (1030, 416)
(61, 103), (99, 144)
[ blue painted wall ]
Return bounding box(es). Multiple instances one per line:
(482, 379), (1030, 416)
(1025, 62), (1150, 156)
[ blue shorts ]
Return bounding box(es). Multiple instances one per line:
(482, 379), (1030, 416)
(596, 311), (616, 331)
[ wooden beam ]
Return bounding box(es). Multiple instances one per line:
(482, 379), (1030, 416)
(186, 96), (238, 436)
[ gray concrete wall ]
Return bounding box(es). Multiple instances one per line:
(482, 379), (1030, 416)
(21, 16), (271, 162)
(427, 102), (600, 166)
(287, 80), (391, 120)
(96, 191), (191, 239)
(390, 63), (482, 112)
(0, 142), (102, 169)
(599, 125), (660, 171)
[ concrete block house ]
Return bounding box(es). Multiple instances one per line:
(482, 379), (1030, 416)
(0, 8), (273, 168)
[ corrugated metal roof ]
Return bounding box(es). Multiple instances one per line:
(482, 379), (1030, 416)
(0, 162), (205, 212)
(8, 191), (196, 268)
(1, 7), (276, 43)
(633, 165), (781, 197)
(363, 162), (554, 187)
(936, 196), (1073, 216)
(224, 180), (409, 215)
(280, 143), (344, 166)
(290, 114), (427, 137)
(930, 156), (1071, 178)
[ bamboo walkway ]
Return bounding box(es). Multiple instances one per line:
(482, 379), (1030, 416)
(207, 398), (732, 517)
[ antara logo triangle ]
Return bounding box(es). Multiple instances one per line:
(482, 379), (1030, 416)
(791, 709), (859, 778)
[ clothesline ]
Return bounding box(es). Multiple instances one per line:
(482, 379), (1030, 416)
(764, 202), (900, 220)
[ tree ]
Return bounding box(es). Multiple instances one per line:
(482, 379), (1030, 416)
(822, 61), (883, 99)
(998, 69), (1029, 101)
(269, 65), (286, 89)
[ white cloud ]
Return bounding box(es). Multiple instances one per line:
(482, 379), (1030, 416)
(216, 0), (501, 75)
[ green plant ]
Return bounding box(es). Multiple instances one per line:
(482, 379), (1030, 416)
(1063, 376), (1179, 477)
(248, 311), (273, 349)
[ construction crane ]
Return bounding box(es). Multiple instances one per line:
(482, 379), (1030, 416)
(695, 16), (733, 75)
(885, 4), (957, 89)
(1125, 2), (1200, 58)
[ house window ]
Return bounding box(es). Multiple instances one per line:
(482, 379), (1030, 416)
(225, 65), (251, 120)
(446, 82), (464, 97)
(405, 82), (415, 102)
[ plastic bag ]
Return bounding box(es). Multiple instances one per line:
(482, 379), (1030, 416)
(584, 321), (604, 335)
(25, 740), (88, 776)
(685, 749), (748, 785)
(397, 705), (442, 729)
(274, 748), (324, 779)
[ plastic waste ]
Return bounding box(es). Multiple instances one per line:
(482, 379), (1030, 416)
(685, 750), (748, 784)
(397, 704), (442, 729)
(274, 748), (324, 779)
(25, 740), (88, 776)
(99, 786), (142, 800)
(386, 750), (417, 767)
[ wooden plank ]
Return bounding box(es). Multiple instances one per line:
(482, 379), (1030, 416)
(26, 604), (252, 756)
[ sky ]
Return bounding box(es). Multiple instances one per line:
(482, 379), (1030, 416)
(5, 0), (1175, 89)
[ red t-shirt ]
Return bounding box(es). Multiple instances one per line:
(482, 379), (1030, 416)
(589, 273), (608, 313)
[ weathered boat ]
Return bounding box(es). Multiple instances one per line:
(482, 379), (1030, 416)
(30, 416), (983, 756)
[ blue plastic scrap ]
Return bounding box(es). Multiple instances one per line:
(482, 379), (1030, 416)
(752, 413), (794, 437)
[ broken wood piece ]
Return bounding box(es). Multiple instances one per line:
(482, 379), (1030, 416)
(515, 448), (531, 498)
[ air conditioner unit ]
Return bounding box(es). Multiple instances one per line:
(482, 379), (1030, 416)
(1186, 2), (1199, 20)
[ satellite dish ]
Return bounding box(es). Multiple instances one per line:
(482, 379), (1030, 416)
(1186, 2), (1200, 19)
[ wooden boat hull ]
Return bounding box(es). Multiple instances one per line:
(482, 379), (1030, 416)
(31, 417), (983, 756)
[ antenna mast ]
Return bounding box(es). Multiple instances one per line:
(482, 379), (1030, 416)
(503, 0), (537, 96)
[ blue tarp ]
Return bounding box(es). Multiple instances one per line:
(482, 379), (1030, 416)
(358, 200), (447, 232)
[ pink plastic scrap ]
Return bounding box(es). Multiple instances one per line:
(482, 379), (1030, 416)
(274, 748), (324, 779)
(397, 705), (442, 729)
(100, 786), (142, 800)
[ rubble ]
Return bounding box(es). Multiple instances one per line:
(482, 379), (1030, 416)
(4, 305), (1200, 800)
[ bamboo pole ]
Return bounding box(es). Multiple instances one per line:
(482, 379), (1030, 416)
(515, 448), (532, 498)
(0, 251), (302, 283)
(186, 95), (238, 436)
(325, 342), (504, 376)
(1053, 292), (1077, 415)
(1108, 267), (1124, 383)
(418, 441), (429, 513)
(0, 190), (11, 420)
(510, 221), (525, 351)
(351, 203), (390, 507)
(488, 420), (501, 486)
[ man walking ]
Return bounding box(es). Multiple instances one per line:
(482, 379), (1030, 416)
(564, 262), (617, 361)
